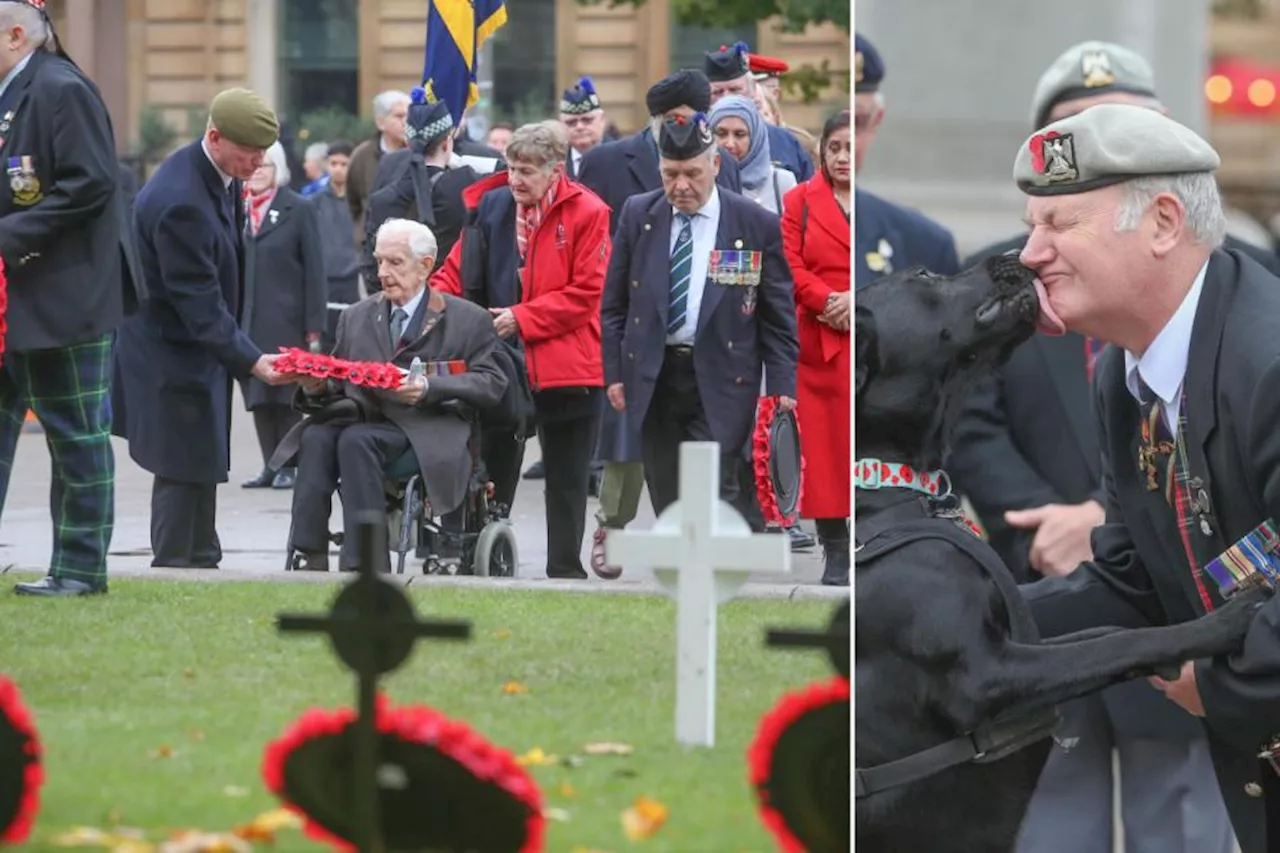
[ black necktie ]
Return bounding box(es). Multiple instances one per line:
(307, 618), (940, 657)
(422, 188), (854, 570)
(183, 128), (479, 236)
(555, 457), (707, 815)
(390, 307), (408, 348)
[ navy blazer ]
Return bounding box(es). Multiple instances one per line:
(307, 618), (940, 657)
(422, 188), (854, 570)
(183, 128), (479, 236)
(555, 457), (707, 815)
(113, 140), (259, 484)
(601, 187), (798, 455)
(577, 130), (743, 234)
(854, 187), (960, 288)
(766, 123), (814, 182)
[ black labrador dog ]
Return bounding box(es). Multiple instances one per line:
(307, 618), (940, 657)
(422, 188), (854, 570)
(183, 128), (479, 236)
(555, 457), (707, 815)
(854, 256), (1266, 852)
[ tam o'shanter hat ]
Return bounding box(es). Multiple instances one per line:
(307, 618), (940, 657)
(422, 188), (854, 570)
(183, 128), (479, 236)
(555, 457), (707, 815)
(658, 112), (714, 161)
(1013, 103), (1219, 196)
(705, 41), (751, 83)
(560, 76), (602, 115)
(855, 33), (884, 94)
(405, 86), (454, 153)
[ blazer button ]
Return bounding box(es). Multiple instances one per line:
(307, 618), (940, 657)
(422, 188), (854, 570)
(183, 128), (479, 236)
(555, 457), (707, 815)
(643, 224), (652, 231)
(734, 376), (744, 385)
(1246, 782), (1264, 798)
(634, 317), (641, 325)
(727, 341), (734, 350)
(628, 352), (634, 361)
(631, 280), (639, 289)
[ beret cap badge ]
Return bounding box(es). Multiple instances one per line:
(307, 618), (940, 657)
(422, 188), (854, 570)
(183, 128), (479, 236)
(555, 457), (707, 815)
(1081, 50), (1116, 88)
(1029, 131), (1078, 183)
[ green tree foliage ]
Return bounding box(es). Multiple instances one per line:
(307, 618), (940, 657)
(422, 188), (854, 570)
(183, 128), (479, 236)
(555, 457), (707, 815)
(293, 107), (378, 157)
(134, 103), (179, 164)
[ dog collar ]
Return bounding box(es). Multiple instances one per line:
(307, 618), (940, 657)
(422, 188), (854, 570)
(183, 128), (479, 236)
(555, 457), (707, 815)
(854, 458), (951, 497)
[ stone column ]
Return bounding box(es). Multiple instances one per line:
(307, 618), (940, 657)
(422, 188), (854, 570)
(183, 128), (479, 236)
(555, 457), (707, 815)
(246, 0), (279, 109)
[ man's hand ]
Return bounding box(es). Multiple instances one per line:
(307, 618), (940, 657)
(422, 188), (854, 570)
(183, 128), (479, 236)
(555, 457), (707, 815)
(607, 383), (625, 411)
(777, 396), (797, 412)
(821, 291), (851, 331)
(251, 354), (294, 386)
(490, 307), (519, 339)
(1004, 499), (1105, 578)
(395, 375), (428, 406)
(1150, 661), (1205, 717)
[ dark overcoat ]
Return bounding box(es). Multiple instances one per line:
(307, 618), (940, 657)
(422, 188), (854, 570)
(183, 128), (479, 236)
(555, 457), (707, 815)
(239, 187), (326, 409)
(113, 140), (259, 484)
(360, 158), (475, 287)
(600, 187), (798, 456)
(0, 49), (141, 350)
(853, 187), (960, 288)
(1023, 250), (1280, 853)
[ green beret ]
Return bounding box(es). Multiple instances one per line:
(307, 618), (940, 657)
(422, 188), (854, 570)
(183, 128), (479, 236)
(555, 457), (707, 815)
(1029, 41), (1157, 130)
(1013, 104), (1220, 197)
(209, 88), (279, 150)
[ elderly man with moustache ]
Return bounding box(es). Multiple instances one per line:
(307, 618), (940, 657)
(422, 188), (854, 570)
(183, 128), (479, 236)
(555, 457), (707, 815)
(113, 88), (293, 570)
(285, 218), (508, 573)
(1012, 103), (1280, 853)
(559, 76), (607, 180)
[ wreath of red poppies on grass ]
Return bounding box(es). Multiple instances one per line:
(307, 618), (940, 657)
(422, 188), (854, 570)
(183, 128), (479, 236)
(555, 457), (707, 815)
(273, 347), (405, 390)
(0, 675), (43, 846)
(747, 676), (850, 853)
(262, 694), (545, 852)
(753, 396), (805, 527)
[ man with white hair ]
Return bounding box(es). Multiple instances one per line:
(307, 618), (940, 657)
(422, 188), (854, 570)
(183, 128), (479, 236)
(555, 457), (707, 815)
(0, 0), (141, 596)
(1012, 103), (1280, 853)
(346, 90), (410, 248)
(282, 218), (508, 573)
(299, 141), (329, 197)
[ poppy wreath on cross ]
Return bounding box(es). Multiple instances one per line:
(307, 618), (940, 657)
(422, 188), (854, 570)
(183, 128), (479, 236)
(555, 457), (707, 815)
(753, 396), (804, 527)
(273, 347), (405, 390)
(747, 676), (850, 853)
(0, 675), (43, 847)
(262, 694), (546, 852)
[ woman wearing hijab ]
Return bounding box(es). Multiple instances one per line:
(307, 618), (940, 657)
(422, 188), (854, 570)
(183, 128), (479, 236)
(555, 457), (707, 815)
(708, 94), (797, 216)
(780, 110), (851, 587)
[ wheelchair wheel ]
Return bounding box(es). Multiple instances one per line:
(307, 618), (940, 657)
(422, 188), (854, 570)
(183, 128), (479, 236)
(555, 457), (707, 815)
(472, 520), (517, 578)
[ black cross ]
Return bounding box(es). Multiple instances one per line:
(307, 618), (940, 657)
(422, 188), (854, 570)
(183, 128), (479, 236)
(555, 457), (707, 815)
(276, 513), (472, 853)
(765, 598), (849, 679)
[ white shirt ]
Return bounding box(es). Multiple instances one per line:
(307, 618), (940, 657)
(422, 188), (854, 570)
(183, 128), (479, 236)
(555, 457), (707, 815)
(388, 287), (425, 343)
(1123, 259), (1210, 435)
(201, 138), (233, 189)
(665, 187), (721, 346)
(571, 148), (583, 174)
(0, 52), (32, 108)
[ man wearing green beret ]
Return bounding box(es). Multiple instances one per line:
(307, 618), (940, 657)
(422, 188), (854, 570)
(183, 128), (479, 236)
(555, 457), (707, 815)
(113, 87), (297, 569)
(1011, 102), (1280, 853)
(950, 41), (1258, 853)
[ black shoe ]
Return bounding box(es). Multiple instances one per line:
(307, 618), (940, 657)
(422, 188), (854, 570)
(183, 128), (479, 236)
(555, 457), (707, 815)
(820, 541), (850, 587)
(14, 576), (107, 597)
(787, 525), (817, 551)
(522, 461), (546, 480)
(547, 567), (588, 580)
(271, 468), (296, 490)
(295, 551), (329, 572)
(242, 469), (275, 488)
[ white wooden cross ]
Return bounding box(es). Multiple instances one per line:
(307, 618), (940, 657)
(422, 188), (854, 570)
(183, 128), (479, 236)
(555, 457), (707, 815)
(605, 442), (791, 747)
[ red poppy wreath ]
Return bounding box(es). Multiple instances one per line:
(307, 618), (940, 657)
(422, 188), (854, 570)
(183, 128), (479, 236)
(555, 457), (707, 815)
(262, 695), (546, 852)
(0, 675), (43, 846)
(273, 348), (405, 390)
(747, 676), (850, 853)
(753, 396), (805, 527)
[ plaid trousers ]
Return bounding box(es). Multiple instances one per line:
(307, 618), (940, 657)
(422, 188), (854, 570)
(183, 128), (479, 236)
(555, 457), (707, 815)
(0, 334), (115, 582)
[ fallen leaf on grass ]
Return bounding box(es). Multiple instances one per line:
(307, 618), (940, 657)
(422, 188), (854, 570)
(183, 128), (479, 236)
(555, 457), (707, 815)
(515, 747), (558, 767)
(232, 809), (302, 843)
(182, 670), (196, 681)
(52, 827), (149, 848)
(501, 681), (529, 695)
(493, 628), (512, 640)
(221, 786), (249, 798)
(583, 742), (633, 756)
(543, 808), (571, 823)
(149, 745), (177, 760)
(558, 782), (577, 797)
(160, 831), (250, 853)
(620, 796), (668, 841)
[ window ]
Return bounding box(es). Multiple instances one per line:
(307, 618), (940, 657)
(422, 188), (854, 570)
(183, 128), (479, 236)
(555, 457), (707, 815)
(278, 0), (360, 119)
(670, 23), (758, 74)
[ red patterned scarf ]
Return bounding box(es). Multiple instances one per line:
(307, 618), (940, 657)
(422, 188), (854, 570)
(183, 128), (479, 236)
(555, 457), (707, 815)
(246, 187), (277, 235)
(514, 175), (563, 264)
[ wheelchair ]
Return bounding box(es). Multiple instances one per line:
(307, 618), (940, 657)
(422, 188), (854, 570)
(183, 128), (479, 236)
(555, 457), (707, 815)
(283, 416), (521, 577)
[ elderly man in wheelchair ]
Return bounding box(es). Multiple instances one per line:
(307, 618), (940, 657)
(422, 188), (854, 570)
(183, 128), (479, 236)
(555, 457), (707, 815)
(279, 217), (509, 573)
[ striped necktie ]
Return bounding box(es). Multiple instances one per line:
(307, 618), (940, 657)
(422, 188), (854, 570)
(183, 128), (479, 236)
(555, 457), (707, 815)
(390, 307), (408, 348)
(668, 213), (693, 336)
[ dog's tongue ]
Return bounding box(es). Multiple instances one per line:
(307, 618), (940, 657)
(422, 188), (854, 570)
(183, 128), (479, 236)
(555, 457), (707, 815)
(1032, 278), (1067, 337)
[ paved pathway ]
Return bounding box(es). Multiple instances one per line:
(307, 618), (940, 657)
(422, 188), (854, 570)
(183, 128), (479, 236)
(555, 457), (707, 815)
(0, 404), (837, 596)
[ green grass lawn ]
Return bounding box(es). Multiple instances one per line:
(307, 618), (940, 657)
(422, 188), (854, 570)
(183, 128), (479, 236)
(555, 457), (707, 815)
(0, 574), (837, 852)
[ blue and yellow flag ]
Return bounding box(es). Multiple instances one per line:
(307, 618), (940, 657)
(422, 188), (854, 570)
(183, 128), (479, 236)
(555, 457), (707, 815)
(421, 0), (508, 127)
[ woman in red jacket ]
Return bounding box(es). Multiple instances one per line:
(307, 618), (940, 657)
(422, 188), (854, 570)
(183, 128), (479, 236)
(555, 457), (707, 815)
(432, 121), (611, 579)
(780, 111), (851, 586)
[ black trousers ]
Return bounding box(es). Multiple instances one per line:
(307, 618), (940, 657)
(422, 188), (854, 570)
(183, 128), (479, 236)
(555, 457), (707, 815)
(641, 347), (764, 532)
(151, 476), (221, 567)
(252, 404), (301, 470)
(291, 422), (410, 571)
(537, 410), (599, 578)
(815, 517), (849, 543)
(481, 425), (525, 514)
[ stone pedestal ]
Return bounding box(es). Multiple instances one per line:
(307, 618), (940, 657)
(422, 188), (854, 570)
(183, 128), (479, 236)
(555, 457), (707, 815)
(855, 0), (1210, 256)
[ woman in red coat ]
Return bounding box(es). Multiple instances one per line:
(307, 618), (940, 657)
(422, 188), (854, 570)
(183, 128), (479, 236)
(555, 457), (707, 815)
(780, 111), (851, 586)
